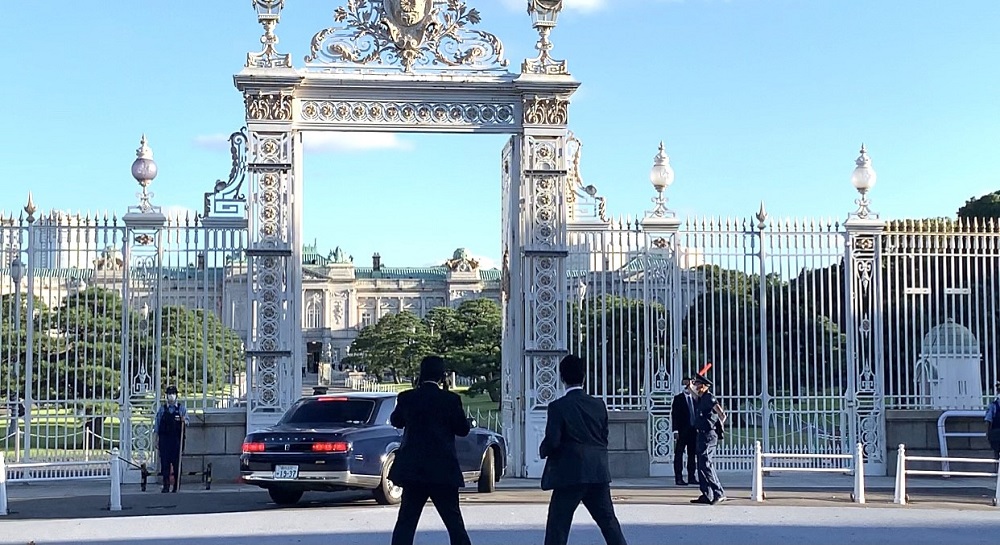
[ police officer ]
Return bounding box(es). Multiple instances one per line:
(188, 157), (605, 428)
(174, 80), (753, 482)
(154, 385), (188, 493)
(689, 373), (727, 505)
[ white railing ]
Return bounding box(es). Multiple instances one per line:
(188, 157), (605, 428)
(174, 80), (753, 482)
(467, 408), (501, 432)
(937, 410), (988, 474)
(751, 441), (866, 504)
(893, 443), (1000, 506)
(343, 376), (398, 393)
(0, 448), (122, 515)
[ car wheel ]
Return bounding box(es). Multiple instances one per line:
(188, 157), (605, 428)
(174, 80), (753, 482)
(267, 487), (304, 506)
(374, 452), (403, 505)
(477, 447), (496, 493)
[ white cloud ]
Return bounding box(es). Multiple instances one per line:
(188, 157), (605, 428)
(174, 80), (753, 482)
(162, 205), (200, 222)
(303, 132), (413, 153)
(192, 132), (413, 154)
(503, 0), (685, 13)
(501, 0), (609, 12)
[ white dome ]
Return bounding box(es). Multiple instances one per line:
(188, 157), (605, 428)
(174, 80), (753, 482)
(920, 319), (981, 356)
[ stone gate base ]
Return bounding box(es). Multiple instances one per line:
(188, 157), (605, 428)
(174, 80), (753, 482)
(608, 411), (650, 478)
(886, 409), (994, 476)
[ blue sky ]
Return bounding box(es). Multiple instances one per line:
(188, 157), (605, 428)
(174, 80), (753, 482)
(3, 0), (999, 268)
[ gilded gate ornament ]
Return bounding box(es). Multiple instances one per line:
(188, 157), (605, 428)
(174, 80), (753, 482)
(245, 93), (293, 121)
(305, 0), (507, 73)
(524, 96), (569, 125)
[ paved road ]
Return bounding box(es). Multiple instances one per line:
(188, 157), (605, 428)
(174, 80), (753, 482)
(3, 500), (1000, 545)
(3, 484), (1000, 545)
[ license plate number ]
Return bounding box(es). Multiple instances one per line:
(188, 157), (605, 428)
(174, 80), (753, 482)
(273, 465), (299, 480)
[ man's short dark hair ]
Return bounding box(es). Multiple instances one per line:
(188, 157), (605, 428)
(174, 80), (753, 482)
(419, 355), (446, 383)
(559, 354), (586, 386)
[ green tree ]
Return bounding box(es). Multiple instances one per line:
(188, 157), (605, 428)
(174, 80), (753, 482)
(1, 288), (243, 402)
(958, 191), (1000, 220)
(568, 295), (667, 400)
(430, 299), (502, 401)
(343, 311), (431, 383)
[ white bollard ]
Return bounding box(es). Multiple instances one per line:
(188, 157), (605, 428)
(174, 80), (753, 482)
(994, 459), (1000, 508)
(110, 448), (122, 512)
(0, 452), (8, 516)
(853, 442), (866, 504)
(893, 444), (907, 505)
(751, 440), (764, 502)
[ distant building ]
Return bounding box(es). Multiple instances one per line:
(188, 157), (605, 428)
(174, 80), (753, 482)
(292, 245), (501, 372)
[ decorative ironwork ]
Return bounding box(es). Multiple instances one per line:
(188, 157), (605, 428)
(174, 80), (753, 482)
(24, 193), (37, 224)
(566, 134), (608, 223)
(300, 100), (516, 127)
(532, 355), (559, 407)
(305, 0), (508, 74)
(245, 92), (293, 121)
(524, 96), (569, 125)
(204, 128), (249, 218)
(247, 0), (292, 68)
(523, 0), (568, 75)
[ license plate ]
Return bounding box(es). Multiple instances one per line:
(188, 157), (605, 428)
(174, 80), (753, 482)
(273, 465), (299, 480)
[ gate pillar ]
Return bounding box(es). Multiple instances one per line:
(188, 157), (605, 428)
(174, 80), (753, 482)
(844, 216), (887, 474)
(513, 89), (574, 478)
(121, 136), (168, 479)
(640, 208), (682, 477)
(235, 69), (305, 432)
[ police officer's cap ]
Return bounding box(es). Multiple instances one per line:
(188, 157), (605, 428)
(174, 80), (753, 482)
(165, 385), (178, 395)
(693, 373), (713, 387)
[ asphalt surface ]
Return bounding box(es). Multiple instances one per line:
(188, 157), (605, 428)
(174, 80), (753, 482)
(2, 476), (999, 544)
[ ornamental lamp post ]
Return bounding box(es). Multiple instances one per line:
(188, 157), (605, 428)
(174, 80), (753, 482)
(528, 0), (561, 27)
(850, 144), (877, 219)
(648, 142), (676, 218)
(130, 135), (159, 214)
(524, 0), (568, 75)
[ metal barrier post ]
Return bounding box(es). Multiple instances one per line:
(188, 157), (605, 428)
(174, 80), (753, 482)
(751, 440), (764, 502)
(110, 448), (122, 512)
(853, 442), (866, 504)
(893, 444), (906, 505)
(994, 459), (1000, 508)
(0, 452), (8, 516)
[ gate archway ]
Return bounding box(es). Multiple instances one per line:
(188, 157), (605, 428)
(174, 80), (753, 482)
(237, 0), (578, 477)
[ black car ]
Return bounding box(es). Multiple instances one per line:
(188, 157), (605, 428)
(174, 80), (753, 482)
(240, 392), (507, 505)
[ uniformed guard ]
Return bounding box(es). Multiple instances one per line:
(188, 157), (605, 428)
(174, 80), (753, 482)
(154, 385), (188, 493)
(689, 373), (727, 505)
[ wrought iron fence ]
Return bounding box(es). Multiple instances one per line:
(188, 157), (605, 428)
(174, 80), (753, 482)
(1, 211), (246, 470)
(882, 218), (1000, 410)
(568, 211), (1000, 472)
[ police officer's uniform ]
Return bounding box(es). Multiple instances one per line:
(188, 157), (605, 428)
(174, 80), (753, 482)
(690, 374), (727, 505)
(154, 385), (188, 493)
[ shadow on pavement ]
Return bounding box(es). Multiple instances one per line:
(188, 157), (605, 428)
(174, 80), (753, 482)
(1, 490), (380, 520)
(11, 523), (1000, 545)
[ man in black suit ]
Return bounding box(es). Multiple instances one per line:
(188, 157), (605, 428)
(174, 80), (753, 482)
(540, 354), (628, 545)
(671, 376), (697, 486)
(389, 356), (473, 545)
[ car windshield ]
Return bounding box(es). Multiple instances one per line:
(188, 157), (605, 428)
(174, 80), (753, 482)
(280, 398), (377, 425)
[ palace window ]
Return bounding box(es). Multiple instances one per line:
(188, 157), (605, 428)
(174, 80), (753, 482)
(305, 293), (324, 329)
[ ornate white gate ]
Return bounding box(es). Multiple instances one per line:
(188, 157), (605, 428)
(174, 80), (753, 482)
(1, 138), (248, 478)
(237, 0), (579, 476)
